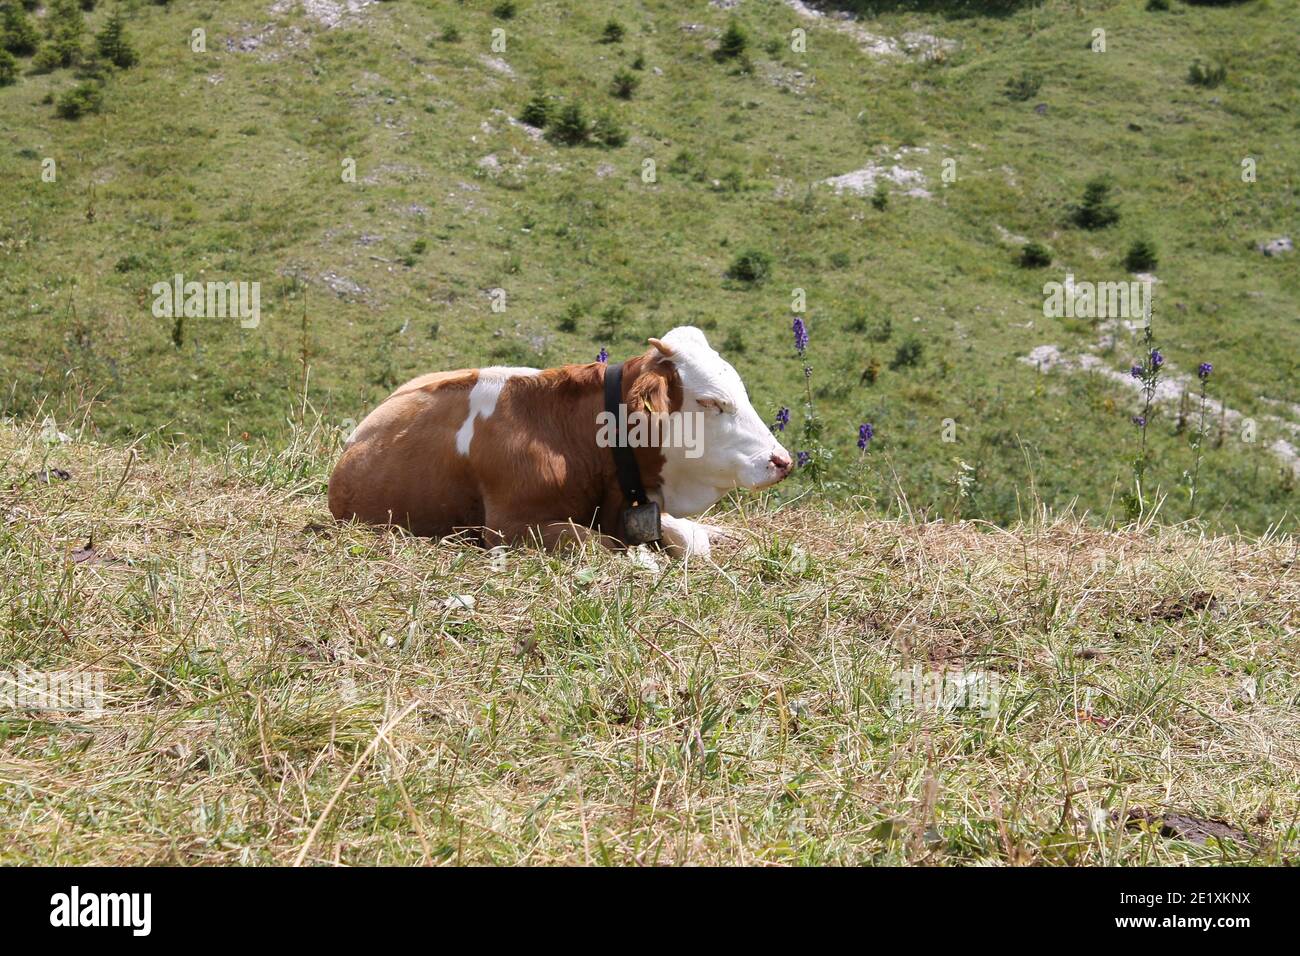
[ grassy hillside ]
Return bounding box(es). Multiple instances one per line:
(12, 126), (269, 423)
(2, 418), (1298, 864)
(0, 0), (1296, 533)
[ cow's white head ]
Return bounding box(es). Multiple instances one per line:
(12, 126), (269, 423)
(644, 326), (793, 515)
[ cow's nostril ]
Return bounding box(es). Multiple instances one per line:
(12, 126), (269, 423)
(771, 452), (792, 474)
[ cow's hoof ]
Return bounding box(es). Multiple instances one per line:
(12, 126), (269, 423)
(660, 516), (713, 559)
(698, 523), (741, 545)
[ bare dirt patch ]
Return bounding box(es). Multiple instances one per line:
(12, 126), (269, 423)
(785, 0), (957, 61)
(271, 0), (379, 29)
(819, 147), (931, 199)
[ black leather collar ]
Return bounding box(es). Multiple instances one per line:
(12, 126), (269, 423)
(603, 361), (649, 507)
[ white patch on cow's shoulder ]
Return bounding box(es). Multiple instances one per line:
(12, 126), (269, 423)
(456, 366), (538, 455)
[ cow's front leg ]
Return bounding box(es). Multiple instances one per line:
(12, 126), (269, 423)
(534, 520), (622, 552)
(483, 511), (619, 553)
(659, 514), (715, 559)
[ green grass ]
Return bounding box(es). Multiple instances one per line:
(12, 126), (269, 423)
(2, 417), (1297, 864)
(1, 0), (1297, 532)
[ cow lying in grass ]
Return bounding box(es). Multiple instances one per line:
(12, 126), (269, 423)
(328, 326), (793, 557)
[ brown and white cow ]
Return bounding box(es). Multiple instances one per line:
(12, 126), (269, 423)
(327, 326), (793, 557)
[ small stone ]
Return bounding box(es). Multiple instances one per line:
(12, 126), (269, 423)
(443, 594), (476, 612)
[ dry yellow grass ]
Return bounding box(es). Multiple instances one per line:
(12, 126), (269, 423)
(2, 417), (1297, 865)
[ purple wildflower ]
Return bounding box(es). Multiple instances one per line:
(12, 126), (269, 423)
(597, 347), (609, 364)
(792, 317), (808, 355)
(1130, 365), (1143, 379)
(774, 406), (790, 432)
(796, 451), (811, 468)
(1150, 348), (1164, 369)
(857, 422), (874, 451)
(1132, 415), (1146, 427)
(1198, 362), (1213, 380)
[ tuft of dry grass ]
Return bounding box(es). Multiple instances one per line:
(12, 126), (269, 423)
(1, 418), (1297, 865)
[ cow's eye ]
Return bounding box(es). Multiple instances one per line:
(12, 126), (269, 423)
(698, 398), (732, 414)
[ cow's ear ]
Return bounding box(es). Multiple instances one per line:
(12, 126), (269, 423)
(647, 337), (676, 357)
(630, 355), (679, 414)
